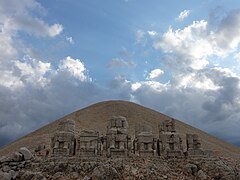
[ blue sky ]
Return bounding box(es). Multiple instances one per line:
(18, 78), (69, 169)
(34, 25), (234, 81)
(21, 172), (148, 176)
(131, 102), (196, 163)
(1, 0), (240, 147)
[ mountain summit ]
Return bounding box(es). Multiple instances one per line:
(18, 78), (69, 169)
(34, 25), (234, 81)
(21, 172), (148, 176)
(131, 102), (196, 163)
(0, 100), (240, 179)
(0, 100), (239, 158)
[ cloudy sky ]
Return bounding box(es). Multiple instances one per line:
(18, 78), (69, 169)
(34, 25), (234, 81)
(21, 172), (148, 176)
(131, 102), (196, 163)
(1, 0), (240, 147)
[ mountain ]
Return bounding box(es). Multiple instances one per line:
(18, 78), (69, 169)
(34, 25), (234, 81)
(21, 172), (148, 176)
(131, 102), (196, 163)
(0, 100), (239, 158)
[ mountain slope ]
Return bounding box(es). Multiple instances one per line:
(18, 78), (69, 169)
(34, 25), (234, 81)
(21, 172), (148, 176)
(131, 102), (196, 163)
(0, 100), (239, 158)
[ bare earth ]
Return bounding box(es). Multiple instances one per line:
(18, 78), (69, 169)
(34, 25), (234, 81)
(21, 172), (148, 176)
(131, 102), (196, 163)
(0, 100), (239, 158)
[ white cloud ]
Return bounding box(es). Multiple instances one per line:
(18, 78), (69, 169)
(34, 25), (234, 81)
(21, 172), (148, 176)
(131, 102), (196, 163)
(213, 10), (240, 55)
(0, 71), (24, 89)
(1, 3), (240, 149)
(234, 52), (240, 62)
(177, 10), (190, 21)
(0, 32), (17, 62)
(130, 66), (240, 145)
(174, 71), (220, 90)
(0, 55), (97, 146)
(131, 82), (142, 91)
(58, 56), (90, 82)
(7, 15), (63, 37)
(155, 10), (240, 61)
(107, 58), (136, 69)
(66, 36), (74, 44)
(135, 29), (146, 45)
(145, 9), (240, 146)
(0, 0), (64, 91)
(14, 56), (51, 87)
(190, 58), (209, 70)
(141, 81), (168, 92)
(154, 20), (212, 61)
(0, 0), (63, 38)
(47, 24), (63, 37)
(148, 68), (164, 80)
(148, 31), (158, 37)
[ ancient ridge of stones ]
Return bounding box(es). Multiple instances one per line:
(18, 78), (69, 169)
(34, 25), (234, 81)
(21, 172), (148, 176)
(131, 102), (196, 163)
(50, 116), (208, 158)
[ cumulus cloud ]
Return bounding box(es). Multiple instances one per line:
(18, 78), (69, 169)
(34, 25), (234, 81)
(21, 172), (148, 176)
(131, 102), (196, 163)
(129, 66), (240, 144)
(154, 20), (212, 62)
(58, 56), (90, 82)
(177, 10), (190, 21)
(214, 9), (240, 54)
(0, 55), (95, 147)
(155, 9), (240, 59)
(147, 69), (164, 80)
(107, 58), (136, 69)
(14, 56), (51, 87)
(149, 9), (240, 146)
(0, 0), (99, 148)
(0, 0), (63, 37)
(147, 31), (158, 37)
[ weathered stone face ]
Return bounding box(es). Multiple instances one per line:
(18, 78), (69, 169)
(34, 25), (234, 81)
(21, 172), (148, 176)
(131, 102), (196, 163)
(186, 134), (205, 156)
(134, 132), (157, 157)
(159, 119), (176, 133)
(105, 116), (131, 157)
(51, 119), (76, 157)
(159, 120), (183, 157)
(76, 130), (99, 157)
(159, 133), (183, 157)
(57, 119), (75, 133)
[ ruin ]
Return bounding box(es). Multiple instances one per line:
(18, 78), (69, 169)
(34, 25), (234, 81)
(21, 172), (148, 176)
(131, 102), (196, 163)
(134, 131), (157, 157)
(76, 130), (99, 157)
(186, 134), (205, 156)
(105, 116), (131, 157)
(51, 119), (76, 157)
(50, 117), (206, 158)
(159, 118), (176, 133)
(159, 119), (184, 157)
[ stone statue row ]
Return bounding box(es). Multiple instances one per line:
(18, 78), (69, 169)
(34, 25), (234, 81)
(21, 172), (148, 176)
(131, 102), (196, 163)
(51, 116), (206, 158)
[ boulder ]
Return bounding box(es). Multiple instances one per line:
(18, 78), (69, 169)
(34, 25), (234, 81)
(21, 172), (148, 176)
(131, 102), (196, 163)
(0, 156), (7, 163)
(83, 175), (91, 180)
(53, 172), (65, 179)
(0, 171), (11, 180)
(21, 171), (46, 180)
(197, 170), (207, 180)
(11, 152), (23, 162)
(2, 166), (10, 172)
(20, 171), (34, 180)
(9, 170), (16, 180)
(184, 163), (198, 176)
(91, 165), (120, 180)
(69, 172), (79, 179)
(18, 147), (33, 160)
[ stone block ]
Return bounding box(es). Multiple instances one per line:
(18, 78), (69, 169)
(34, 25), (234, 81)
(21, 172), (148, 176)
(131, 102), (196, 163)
(11, 152), (23, 162)
(18, 147), (33, 160)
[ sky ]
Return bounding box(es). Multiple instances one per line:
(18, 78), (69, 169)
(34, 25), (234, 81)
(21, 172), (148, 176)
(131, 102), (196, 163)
(1, 0), (240, 147)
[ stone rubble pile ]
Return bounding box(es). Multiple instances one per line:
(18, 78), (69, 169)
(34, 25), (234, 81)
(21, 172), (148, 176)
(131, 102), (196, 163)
(0, 154), (239, 179)
(0, 147), (33, 180)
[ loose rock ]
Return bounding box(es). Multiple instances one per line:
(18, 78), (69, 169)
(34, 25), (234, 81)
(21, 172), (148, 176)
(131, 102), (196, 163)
(18, 147), (33, 161)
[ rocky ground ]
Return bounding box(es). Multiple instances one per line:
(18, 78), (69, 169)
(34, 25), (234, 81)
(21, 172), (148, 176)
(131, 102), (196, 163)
(0, 147), (240, 180)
